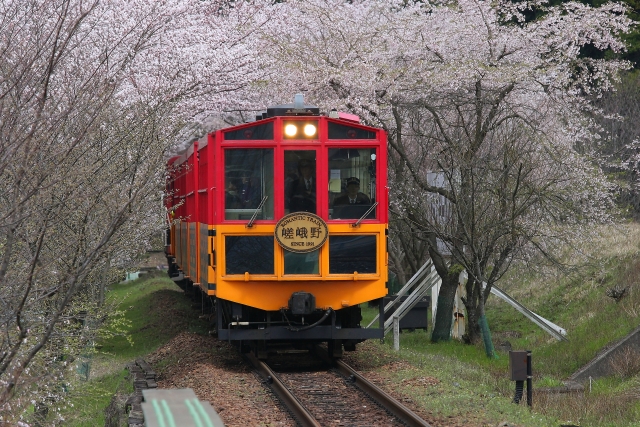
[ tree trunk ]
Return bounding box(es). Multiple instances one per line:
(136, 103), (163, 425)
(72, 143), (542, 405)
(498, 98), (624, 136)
(430, 271), (459, 342)
(463, 278), (481, 343)
(98, 258), (110, 307)
(461, 279), (496, 357)
(464, 300), (481, 343)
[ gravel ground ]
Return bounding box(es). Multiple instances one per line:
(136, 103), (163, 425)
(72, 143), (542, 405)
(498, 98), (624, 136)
(147, 332), (295, 427)
(139, 258), (515, 427)
(146, 332), (504, 427)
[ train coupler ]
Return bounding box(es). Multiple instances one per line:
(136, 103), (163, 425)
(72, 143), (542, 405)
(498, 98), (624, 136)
(288, 291), (316, 315)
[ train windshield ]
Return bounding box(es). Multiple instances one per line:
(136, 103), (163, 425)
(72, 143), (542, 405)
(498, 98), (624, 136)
(328, 148), (376, 220)
(224, 149), (274, 220)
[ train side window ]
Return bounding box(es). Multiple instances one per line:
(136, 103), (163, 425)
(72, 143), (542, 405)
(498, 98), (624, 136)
(225, 149), (274, 220)
(328, 148), (376, 220)
(284, 249), (319, 275)
(225, 236), (274, 275)
(329, 235), (376, 274)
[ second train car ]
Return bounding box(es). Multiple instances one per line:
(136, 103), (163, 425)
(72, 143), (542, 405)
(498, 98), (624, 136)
(165, 95), (388, 357)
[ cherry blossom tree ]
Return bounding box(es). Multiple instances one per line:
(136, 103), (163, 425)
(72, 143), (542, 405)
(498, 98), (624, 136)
(593, 70), (640, 219)
(256, 0), (633, 352)
(0, 0), (276, 422)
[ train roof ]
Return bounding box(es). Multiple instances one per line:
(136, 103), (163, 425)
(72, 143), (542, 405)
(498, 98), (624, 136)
(266, 93), (320, 117)
(169, 94), (381, 165)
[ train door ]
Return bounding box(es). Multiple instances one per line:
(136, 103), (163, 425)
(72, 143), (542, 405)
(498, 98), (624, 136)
(283, 149), (320, 275)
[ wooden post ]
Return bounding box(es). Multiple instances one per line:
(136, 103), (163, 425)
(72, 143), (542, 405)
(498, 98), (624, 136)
(393, 316), (400, 351)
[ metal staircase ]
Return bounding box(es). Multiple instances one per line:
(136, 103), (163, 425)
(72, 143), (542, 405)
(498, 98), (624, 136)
(367, 258), (441, 335)
(368, 258), (567, 349)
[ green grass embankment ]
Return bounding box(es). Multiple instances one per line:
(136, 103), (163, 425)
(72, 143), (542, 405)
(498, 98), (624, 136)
(61, 272), (207, 426)
(62, 224), (640, 426)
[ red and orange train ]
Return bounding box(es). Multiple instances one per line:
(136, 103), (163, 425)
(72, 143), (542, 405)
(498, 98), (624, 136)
(165, 95), (388, 357)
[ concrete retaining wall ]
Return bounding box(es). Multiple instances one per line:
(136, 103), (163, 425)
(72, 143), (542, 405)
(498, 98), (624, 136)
(570, 324), (640, 382)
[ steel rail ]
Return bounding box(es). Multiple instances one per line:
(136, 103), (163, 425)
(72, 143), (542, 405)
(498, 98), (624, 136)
(311, 345), (431, 426)
(245, 353), (320, 427)
(334, 359), (432, 427)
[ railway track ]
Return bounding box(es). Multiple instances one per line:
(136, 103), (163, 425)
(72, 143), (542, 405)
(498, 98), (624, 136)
(246, 349), (431, 427)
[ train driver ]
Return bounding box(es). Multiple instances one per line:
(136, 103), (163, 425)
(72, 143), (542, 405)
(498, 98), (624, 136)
(332, 177), (371, 219)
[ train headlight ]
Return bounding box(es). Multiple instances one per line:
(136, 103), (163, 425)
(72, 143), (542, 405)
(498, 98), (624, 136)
(283, 121), (318, 139)
(303, 123), (317, 137)
(284, 124), (298, 137)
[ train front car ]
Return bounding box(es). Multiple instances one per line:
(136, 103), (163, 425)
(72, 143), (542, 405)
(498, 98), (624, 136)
(165, 96), (388, 357)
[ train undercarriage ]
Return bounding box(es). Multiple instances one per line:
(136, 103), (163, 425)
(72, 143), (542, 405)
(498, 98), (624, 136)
(168, 262), (384, 359)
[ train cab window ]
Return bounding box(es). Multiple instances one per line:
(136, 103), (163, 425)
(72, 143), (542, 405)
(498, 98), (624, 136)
(284, 151), (316, 215)
(225, 149), (274, 220)
(328, 148), (376, 220)
(225, 236), (274, 275)
(329, 235), (376, 274)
